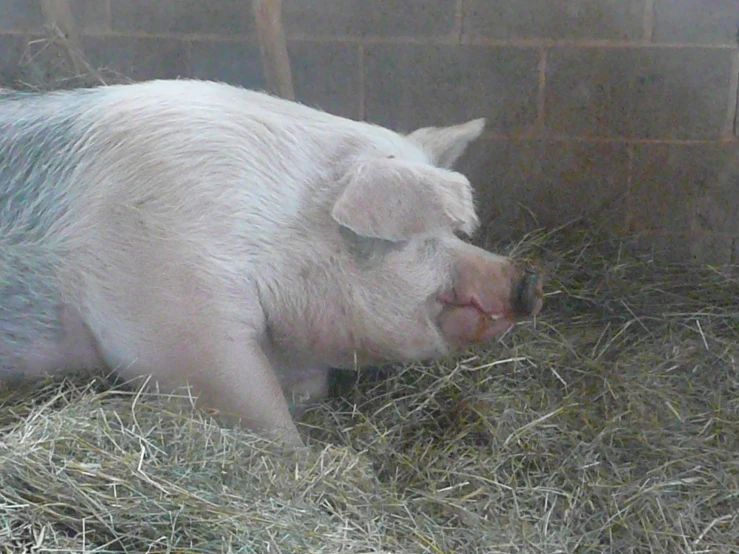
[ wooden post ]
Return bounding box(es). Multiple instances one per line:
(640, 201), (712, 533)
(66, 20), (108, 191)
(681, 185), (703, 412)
(252, 0), (295, 101)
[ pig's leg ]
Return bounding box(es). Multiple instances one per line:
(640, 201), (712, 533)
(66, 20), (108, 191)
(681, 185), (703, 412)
(277, 366), (331, 418)
(0, 254), (103, 378)
(109, 324), (305, 447)
(0, 254), (62, 376)
(190, 343), (305, 446)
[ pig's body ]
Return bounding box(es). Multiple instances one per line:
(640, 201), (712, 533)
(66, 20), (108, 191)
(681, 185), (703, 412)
(0, 80), (543, 446)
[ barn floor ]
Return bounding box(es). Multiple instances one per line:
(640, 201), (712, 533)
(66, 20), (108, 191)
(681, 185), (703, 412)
(1, 228), (737, 554)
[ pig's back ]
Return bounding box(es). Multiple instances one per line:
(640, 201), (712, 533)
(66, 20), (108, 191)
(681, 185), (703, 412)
(0, 89), (100, 248)
(69, 80), (407, 252)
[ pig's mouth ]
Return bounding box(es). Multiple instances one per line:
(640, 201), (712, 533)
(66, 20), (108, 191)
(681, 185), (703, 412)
(434, 267), (544, 349)
(434, 295), (515, 349)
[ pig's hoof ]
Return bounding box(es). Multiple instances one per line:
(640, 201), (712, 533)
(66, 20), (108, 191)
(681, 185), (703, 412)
(512, 265), (544, 317)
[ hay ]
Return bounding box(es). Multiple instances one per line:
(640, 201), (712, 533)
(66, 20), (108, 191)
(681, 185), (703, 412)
(0, 24), (130, 91)
(1, 31), (738, 553)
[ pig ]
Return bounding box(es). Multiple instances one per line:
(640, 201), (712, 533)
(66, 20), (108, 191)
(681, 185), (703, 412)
(0, 79), (543, 447)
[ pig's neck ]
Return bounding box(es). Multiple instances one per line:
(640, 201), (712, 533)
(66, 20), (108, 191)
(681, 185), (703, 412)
(255, 241), (382, 371)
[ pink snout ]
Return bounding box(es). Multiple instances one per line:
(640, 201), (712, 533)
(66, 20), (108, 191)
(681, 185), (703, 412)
(437, 250), (544, 349)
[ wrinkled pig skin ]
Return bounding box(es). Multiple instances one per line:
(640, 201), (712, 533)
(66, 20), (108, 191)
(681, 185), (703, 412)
(0, 79), (544, 447)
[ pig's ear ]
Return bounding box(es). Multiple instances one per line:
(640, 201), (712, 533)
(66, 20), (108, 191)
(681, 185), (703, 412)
(331, 157), (479, 242)
(406, 118), (486, 169)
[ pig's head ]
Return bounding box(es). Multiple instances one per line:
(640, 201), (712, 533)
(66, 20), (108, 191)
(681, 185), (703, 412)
(312, 118), (544, 367)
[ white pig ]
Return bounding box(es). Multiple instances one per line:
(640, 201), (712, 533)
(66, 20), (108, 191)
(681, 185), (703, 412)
(0, 79), (543, 446)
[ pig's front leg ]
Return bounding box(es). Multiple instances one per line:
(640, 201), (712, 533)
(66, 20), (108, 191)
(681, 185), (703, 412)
(277, 365), (332, 419)
(112, 325), (305, 447)
(189, 342), (305, 447)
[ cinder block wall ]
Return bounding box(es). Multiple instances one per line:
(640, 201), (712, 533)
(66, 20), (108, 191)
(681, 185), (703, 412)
(1, 0), (737, 264)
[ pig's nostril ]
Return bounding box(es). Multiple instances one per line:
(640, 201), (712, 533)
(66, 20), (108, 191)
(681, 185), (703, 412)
(511, 266), (544, 317)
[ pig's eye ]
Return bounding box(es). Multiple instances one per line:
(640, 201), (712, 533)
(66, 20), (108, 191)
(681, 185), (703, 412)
(338, 224), (403, 269)
(453, 229), (471, 241)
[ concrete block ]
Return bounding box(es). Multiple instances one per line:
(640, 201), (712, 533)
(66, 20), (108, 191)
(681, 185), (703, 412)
(70, 0), (110, 32)
(463, 0), (645, 41)
(111, 0), (254, 36)
(457, 138), (630, 239)
(545, 47), (734, 139)
(190, 40), (265, 90)
(364, 44), (540, 133)
(653, 0), (738, 45)
(282, 0), (456, 38)
(628, 143), (739, 234)
(81, 36), (190, 81)
(0, 0), (44, 32)
(288, 42), (361, 119)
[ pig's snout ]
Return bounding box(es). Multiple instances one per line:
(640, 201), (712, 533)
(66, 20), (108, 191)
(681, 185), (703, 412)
(436, 253), (544, 349)
(510, 262), (545, 319)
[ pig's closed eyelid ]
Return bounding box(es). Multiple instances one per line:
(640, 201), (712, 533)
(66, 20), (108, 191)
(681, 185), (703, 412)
(453, 228), (473, 240)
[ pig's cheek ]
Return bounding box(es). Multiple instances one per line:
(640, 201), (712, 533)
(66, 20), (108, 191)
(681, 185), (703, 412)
(438, 306), (512, 348)
(438, 306), (481, 348)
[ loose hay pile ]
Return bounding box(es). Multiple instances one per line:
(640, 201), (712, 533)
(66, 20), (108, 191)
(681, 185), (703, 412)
(1, 228), (737, 553)
(1, 31), (738, 554)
